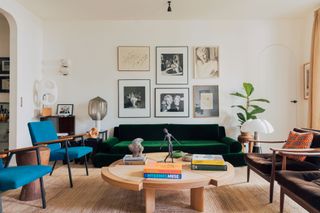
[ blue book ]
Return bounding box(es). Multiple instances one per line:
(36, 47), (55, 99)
(144, 173), (182, 179)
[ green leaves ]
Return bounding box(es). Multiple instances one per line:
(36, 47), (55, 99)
(250, 98), (270, 103)
(243, 83), (254, 97)
(230, 92), (246, 98)
(237, 113), (246, 124)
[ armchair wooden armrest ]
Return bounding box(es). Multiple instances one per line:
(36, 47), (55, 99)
(280, 151), (320, 156)
(60, 133), (88, 139)
(249, 140), (286, 144)
(35, 137), (73, 145)
(270, 148), (320, 152)
(0, 145), (44, 155)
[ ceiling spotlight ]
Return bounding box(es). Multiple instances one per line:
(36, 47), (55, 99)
(167, 1), (172, 12)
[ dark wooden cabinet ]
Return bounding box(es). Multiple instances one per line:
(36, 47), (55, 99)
(40, 116), (75, 135)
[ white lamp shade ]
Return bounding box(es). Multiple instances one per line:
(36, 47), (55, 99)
(241, 119), (274, 134)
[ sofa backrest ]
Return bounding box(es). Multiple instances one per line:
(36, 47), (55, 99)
(293, 128), (320, 166)
(115, 124), (223, 141)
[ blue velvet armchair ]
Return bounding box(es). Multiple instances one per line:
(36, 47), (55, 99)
(0, 146), (52, 210)
(28, 121), (93, 188)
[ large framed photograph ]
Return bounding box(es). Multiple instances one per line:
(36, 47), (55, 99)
(194, 47), (219, 79)
(193, 85), (219, 117)
(0, 77), (9, 93)
(155, 88), (189, 117)
(0, 57), (9, 74)
(156, 46), (188, 85)
(303, 63), (310, 100)
(118, 79), (151, 118)
(56, 104), (74, 116)
(118, 46), (150, 71)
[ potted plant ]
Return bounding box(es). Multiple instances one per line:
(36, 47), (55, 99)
(230, 82), (270, 143)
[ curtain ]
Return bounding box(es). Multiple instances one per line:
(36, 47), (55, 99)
(310, 9), (320, 129)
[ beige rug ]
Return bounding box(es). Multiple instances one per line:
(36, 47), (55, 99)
(2, 163), (307, 213)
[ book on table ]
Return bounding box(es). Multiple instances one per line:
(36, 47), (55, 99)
(191, 164), (227, 171)
(123, 154), (147, 165)
(143, 162), (182, 179)
(191, 154), (225, 165)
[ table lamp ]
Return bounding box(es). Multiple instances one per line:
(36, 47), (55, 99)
(241, 119), (274, 153)
(88, 96), (107, 131)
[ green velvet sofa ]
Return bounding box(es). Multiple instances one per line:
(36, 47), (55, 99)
(92, 124), (246, 167)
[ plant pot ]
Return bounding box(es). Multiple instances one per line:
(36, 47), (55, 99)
(238, 131), (253, 153)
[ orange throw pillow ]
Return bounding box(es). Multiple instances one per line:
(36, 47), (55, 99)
(282, 131), (314, 161)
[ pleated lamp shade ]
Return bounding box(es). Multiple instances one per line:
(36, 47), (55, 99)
(88, 96), (107, 121)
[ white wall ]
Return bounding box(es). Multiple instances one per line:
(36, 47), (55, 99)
(0, 14), (9, 102)
(42, 19), (304, 144)
(0, 0), (43, 148)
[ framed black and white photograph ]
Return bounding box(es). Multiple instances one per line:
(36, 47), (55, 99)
(118, 46), (150, 71)
(118, 79), (151, 118)
(155, 88), (189, 117)
(0, 102), (9, 122)
(56, 104), (73, 116)
(156, 46), (188, 84)
(303, 63), (310, 100)
(194, 47), (219, 79)
(0, 57), (9, 74)
(193, 85), (219, 117)
(0, 77), (9, 93)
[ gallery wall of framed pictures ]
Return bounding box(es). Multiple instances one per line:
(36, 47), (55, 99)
(116, 45), (220, 119)
(0, 57), (10, 93)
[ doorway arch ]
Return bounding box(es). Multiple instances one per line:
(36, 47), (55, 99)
(0, 8), (18, 150)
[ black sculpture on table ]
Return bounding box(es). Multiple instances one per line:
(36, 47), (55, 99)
(160, 128), (181, 163)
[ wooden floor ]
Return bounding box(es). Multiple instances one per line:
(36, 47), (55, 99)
(2, 163), (307, 213)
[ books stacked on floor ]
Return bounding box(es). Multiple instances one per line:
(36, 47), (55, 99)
(143, 162), (182, 179)
(191, 154), (227, 171)
(123, 154), (147, 165)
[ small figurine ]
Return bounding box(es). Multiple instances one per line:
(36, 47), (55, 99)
(160, 128), (181, 163)
(128, 138), (144, 157)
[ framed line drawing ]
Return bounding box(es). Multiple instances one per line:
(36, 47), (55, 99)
(118, 79), (151, 118)
(0, 57), (9, 74)
(193, 85), (219, 117)
(156, 46), (188, 85)
(303, 63), (310, 99)
(117, 46), (150, 71)
(155, 88), (189, 118)
(194, 47), (219, 79)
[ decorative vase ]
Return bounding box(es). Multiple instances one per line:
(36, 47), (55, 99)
(238, 131), (253, 153)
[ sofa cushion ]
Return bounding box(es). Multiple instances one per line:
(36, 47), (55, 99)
(276, 170), (320, 210)
(283, 131), (313, 161)
(167, 124), (220, 140)
(118, 124), (167, 141)
(245, 153), (319, 175)
(111, 140), (229, 154)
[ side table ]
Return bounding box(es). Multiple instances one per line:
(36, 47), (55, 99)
(15, 146), (50, 201)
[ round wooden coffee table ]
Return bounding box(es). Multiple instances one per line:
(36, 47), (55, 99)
(101, 152), (234, 213)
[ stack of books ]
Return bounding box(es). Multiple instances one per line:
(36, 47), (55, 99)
(123, 154), (147, 165)
(191, 154), (227, 171)
(143, 162), (182, 179)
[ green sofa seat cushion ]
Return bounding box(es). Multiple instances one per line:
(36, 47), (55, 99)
(111, 140), (229, 154)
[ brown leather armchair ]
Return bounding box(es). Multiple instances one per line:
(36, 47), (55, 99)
(245, 128), (320, 203)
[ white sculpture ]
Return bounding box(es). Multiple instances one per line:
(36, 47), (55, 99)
(128, 138), (144, 157)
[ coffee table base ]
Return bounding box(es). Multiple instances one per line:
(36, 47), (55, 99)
(144, 187), (204, 213)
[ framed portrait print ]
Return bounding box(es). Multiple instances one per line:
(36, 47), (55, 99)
(0, 57), (9, 74)
(57, 104), (74, 116)
(0, 77), (9, 93)
(118, 79), (151, 118)
(155, 88), (189, 118)
(303, 63), (310, 100)
(156, 46), (188, 85)
(194, 47), (219, 79)
(193, 85), (219, 117)
(118, 46), (150, 71)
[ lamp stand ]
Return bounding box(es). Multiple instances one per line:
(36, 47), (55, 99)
(252, 131), (262, 153)
(95, 120), (101, 132)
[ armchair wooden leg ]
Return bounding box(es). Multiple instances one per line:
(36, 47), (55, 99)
(39, 177), (46, 209)
(50, 161), (57, 176)
(65, 144), (73, 188)
(247, 166), (250, 182)
(280, 187), (284, 213)
(84, 155), (89, 176)
(269, 179), (274, 203)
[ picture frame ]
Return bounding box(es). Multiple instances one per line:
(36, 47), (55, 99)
(156, 46), (188, 85)
(118, 79), (151, 118)
(117, 46), (150, 71)
(0, 102), (9, 122)
(56, 104), (74, 116)
(194, 47), (219, 79)
(193, 85), (219, 117)
(155, 88), (189, 118)
(0, 57), (9, 74)
(303, 63), (311, 100)
(0, 77), (9, 93)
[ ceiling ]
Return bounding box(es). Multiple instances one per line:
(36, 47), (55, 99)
(15, 0), (320, 20)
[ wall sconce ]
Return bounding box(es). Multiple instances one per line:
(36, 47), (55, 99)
(167, 1), (172, 12)
(59, 59), (71, 76)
